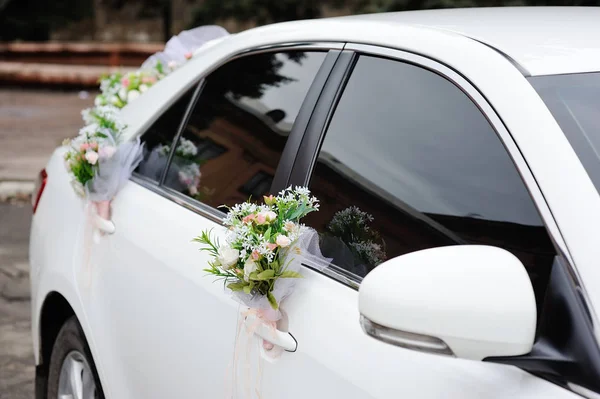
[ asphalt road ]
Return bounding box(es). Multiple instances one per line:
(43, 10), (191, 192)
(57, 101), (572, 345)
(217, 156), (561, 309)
(0, 201), (34, 398)
(0, 88), (95, 398)
(0, 88), (94, 181)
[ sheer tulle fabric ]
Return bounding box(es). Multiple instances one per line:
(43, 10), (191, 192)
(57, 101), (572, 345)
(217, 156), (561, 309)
(232, 229), (332, 321)
(85, 137), (144, 201)
(141, 25), (230, 70)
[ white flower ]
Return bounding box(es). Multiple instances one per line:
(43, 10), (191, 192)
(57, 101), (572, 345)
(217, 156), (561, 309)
(284, 221), (296, 232)
(276, 235), (291, 248)
(139, 84), (149, 93)
(110, 95), (120, 105)
(216, 246), (239, 270)
(118, 87), (127, 101)
(127, 90), (141, 103)
(177, 138), (198, 157)
(81, 108), (93, 124)
(85, 151), (99, 165)
(264, 211), (277, 222)
(243, 257), (258, 282)
(168, 60), (178, 70)
(79, 123), (98, 137)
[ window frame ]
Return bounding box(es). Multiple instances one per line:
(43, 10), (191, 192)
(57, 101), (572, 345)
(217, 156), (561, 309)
(287, 42), (573, 289)
(131, 42), (345, 224)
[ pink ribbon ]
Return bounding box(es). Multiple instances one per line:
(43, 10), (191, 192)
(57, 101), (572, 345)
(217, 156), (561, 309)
(81, 200), (112, 290)
(227, 308), (279, 399)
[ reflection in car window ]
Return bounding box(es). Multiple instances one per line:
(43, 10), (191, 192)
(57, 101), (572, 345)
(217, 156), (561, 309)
(135, 87), (196, 182)
(164, 51), (326, 208)
(529, 73), (600, 194)
(307, 56), (555, 306)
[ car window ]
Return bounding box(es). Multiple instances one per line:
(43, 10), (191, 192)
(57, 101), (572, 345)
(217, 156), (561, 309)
(163, 50), (327, 208)
(529, 73), (600, 195)
(135, 86), (196, 182)
(306, 55), (555, 305)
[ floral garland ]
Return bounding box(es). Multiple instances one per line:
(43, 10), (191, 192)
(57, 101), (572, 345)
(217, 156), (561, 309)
(62, 54), (196, 199)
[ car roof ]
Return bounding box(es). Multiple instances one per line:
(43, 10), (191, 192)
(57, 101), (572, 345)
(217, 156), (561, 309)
(335, 7), (600, 76)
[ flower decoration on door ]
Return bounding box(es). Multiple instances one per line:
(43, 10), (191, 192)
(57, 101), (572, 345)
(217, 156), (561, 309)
(195, 186), (326, 313)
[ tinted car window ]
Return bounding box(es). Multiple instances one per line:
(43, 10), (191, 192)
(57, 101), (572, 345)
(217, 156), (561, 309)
(135, 86), (196, 182)
(307, 56), (555, 305)
(529, 73), (600, 194)
(164, 51), (326, 208)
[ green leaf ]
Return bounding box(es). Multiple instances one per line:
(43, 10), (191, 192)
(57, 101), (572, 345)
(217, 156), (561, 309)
(264, 227), (271, 241)
(267, 291), (278, 310)
(256, 269), (275, 280)
(243, 285), (252, 294)
(227, 282), (246, 292)
(279, 270), (303, 279)
(271, 260), (280, 273)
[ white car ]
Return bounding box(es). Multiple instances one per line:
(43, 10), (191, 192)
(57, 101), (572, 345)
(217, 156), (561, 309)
(30, 7), (600, 399)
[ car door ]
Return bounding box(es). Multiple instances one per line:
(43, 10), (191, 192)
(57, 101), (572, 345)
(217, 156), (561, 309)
(252, 48), (581, 398)
(82, 47), (338, 398)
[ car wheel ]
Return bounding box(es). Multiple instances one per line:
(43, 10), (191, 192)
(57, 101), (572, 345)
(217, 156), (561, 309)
(47, 316), (104, 399)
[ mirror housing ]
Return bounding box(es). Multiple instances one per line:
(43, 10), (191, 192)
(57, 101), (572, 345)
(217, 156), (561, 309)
(359, 245), (536, 361)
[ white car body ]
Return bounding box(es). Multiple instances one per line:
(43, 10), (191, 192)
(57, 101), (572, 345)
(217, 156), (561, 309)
(30, 7), (600, 399)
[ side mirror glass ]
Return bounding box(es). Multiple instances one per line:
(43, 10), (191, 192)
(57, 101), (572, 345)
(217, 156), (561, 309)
(359, 245), (537, 361)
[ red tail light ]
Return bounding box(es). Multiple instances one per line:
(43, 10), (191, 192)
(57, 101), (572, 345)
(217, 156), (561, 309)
(32, 168), (47, 213)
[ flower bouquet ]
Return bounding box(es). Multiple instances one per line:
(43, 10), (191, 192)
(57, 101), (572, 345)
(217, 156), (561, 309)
(64, 104), (143, 223)
(195, 187), (325, 315)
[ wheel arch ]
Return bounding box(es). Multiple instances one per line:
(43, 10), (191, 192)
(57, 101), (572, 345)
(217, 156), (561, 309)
(38, 291), (75, 365)
(34, 291), (76, 399)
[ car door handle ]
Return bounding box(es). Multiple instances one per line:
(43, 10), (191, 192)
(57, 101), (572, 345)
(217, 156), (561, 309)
(245, 314), (298, 352)
(93, 214), (115, 235)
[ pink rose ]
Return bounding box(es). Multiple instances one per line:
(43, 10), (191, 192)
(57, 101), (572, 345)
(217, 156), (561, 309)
(141, 76), (157, 84)
(276, 235), (291, 248)
(121, 77), (130, 88)
(266, 243), (277, 251)
(242, 214), (255, 224)
(255, 213), (267, 225)
(184, 52), (193, 60)
(256, 211), (276, 225)
(251, 250), (260, 261)
(80, 143), (90, 151)
(85, 150), (99, 165)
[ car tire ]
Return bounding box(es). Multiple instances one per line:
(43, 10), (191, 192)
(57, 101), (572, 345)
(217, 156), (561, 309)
(46, 316), (105, 399)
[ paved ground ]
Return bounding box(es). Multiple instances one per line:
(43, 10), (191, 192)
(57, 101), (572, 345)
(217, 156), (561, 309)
(0, 88), (95, 182)
(0, 201), (34, 398)
(0, 89), (92, 398)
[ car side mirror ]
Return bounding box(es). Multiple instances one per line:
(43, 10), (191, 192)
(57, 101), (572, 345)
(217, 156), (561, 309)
(358, 245), (537, 361)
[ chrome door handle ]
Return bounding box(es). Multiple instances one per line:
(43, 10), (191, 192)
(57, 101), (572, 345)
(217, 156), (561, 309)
(245, 314), (298, 352)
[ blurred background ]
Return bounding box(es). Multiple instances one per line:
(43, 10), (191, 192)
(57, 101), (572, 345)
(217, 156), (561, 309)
(2, 0), (600, 43)
(0, 1), (598, 398)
